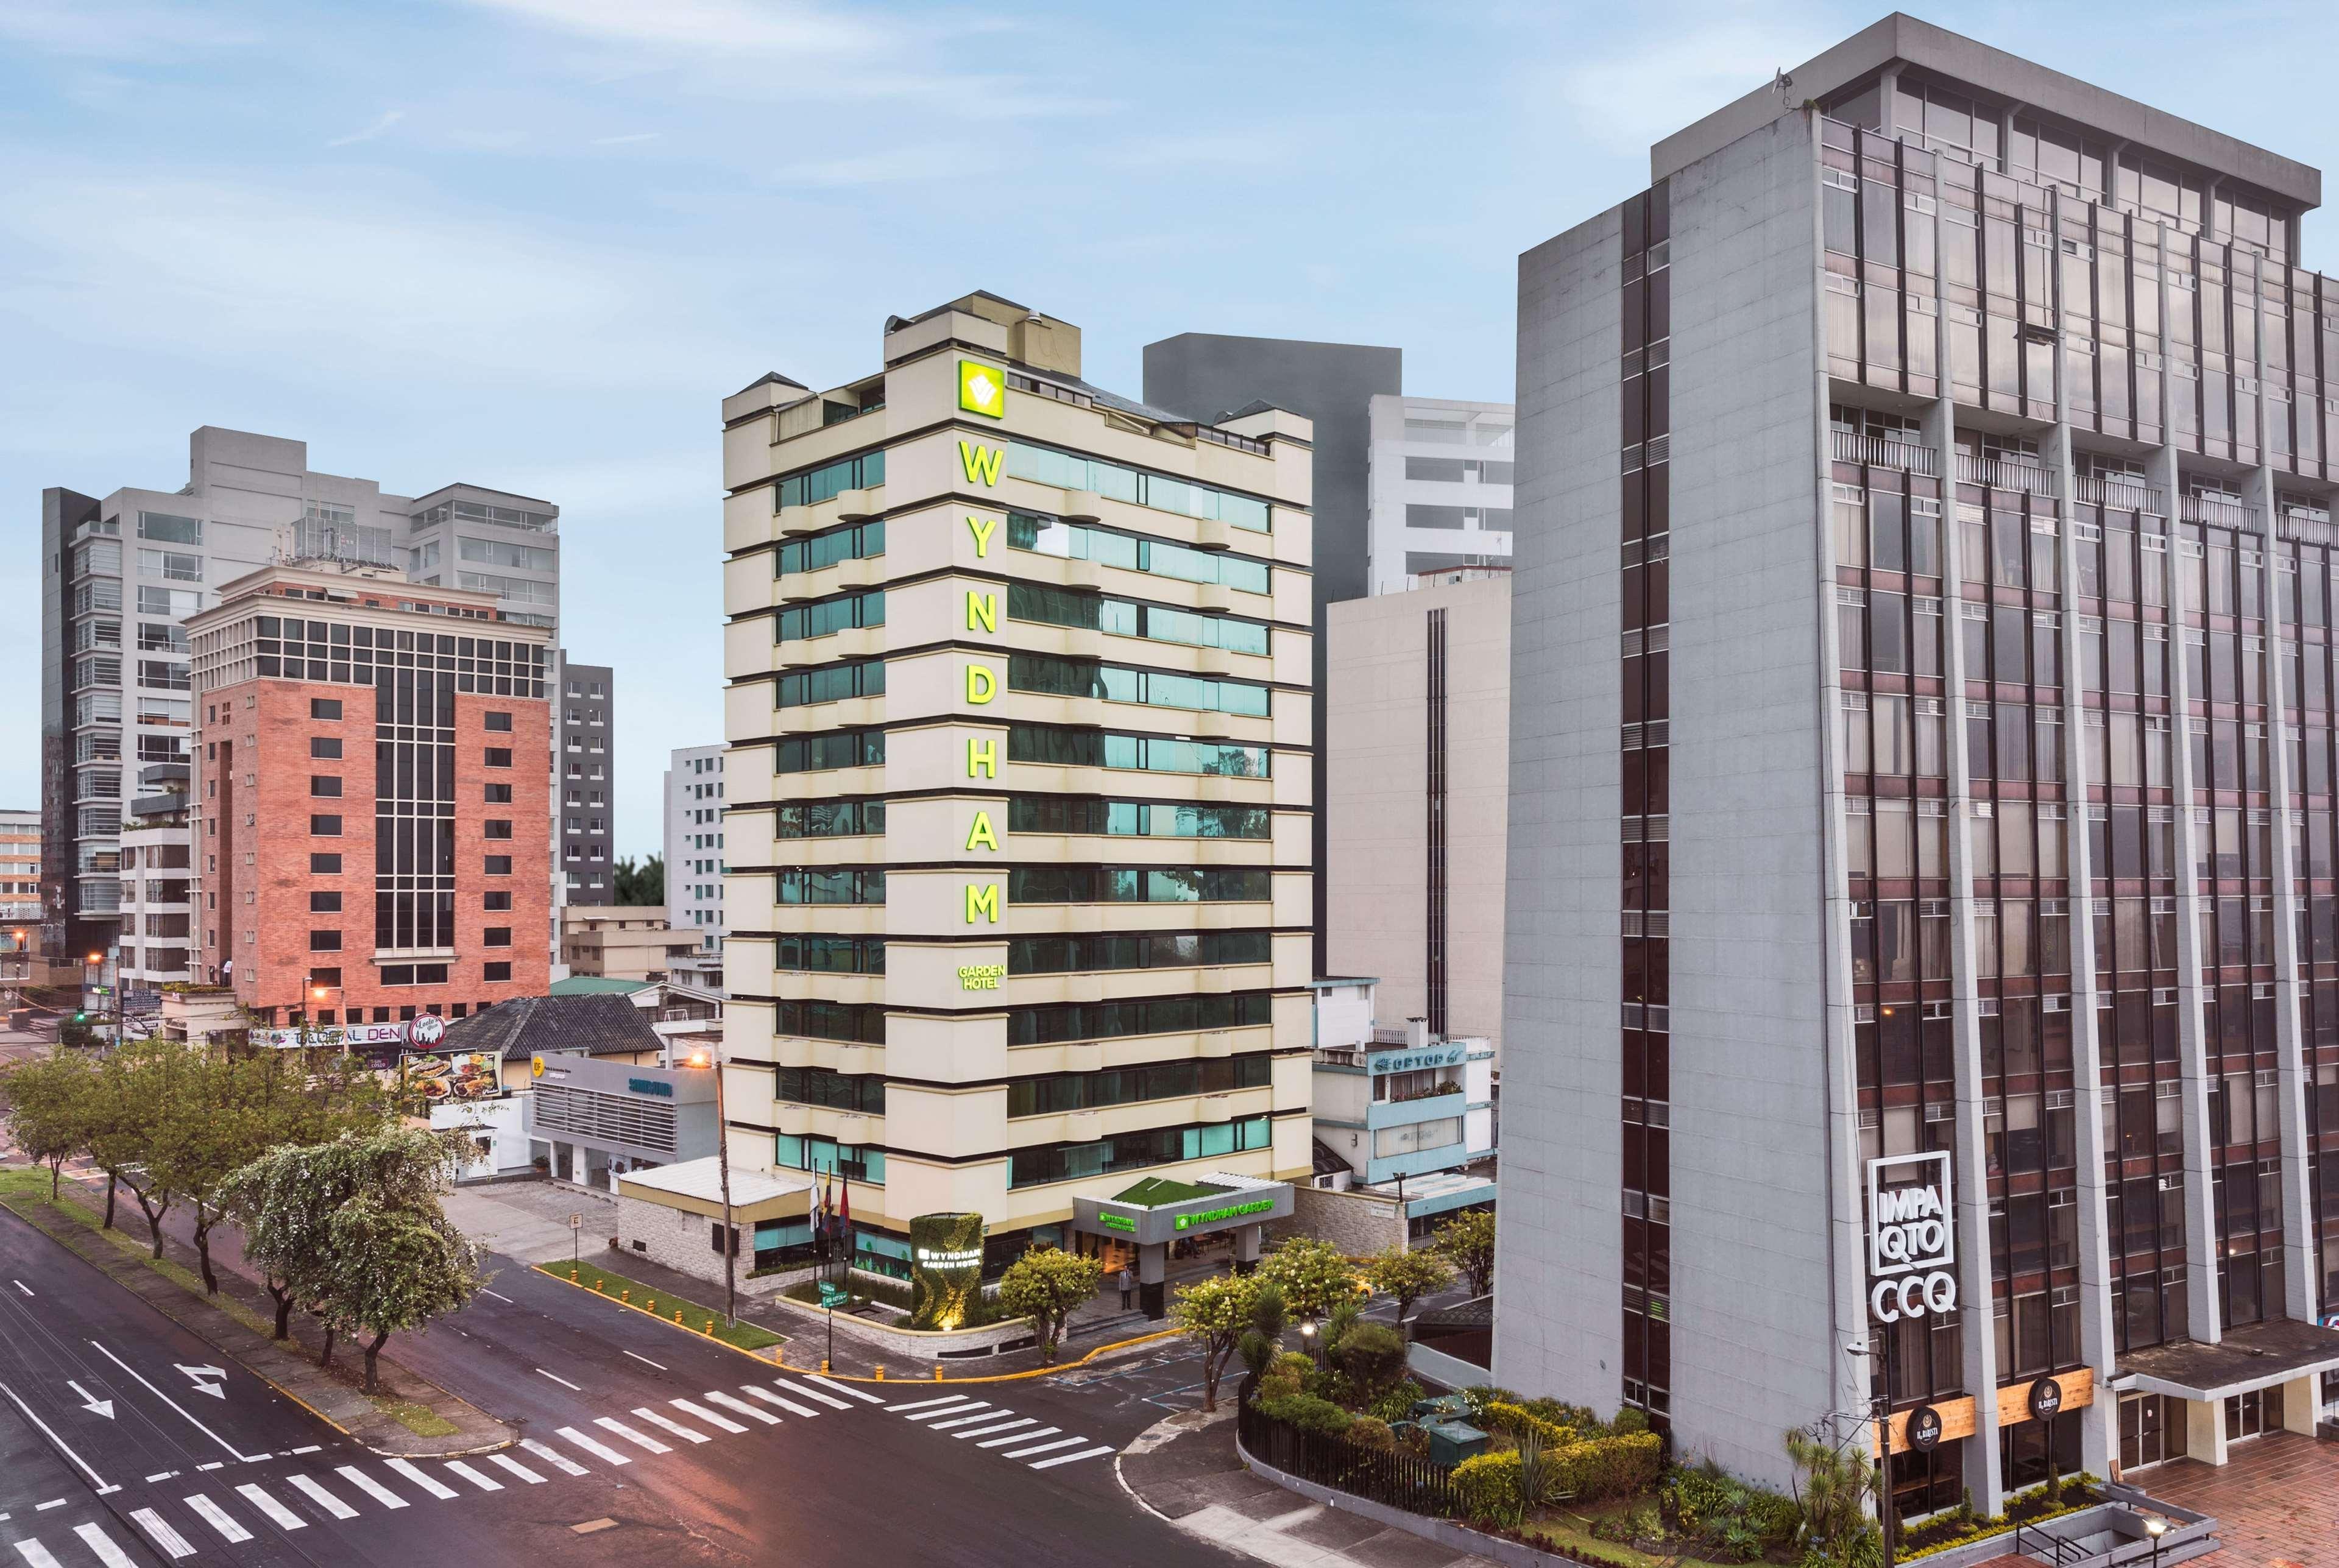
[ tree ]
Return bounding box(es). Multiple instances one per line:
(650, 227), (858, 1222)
(613, 854), (664, 906)
(84, 1040), (194, 1256)
(1783, 1427), (1881, 1565)
(1257, 1235), (1362, 1323)
(993, 1244), (1103, 1364)
(1434, 1208), (1496, 1298)
(224, 1126), (483, 1389)
(1237, 1280), (1287, 1380)
(1361, 1244), (1453, 1324)
(1169, 1274), (1256, 1411)
(1, 1051), (96, 1198)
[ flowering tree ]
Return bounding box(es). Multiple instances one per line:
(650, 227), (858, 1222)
(1169, 1274), (1256, 1411)
(1434, 1208), (1496, 1296)
(1361, 1245), (1453, 1323)
(995, 1244), (1103, 1363)
(1257, 1235), (1362, 1322)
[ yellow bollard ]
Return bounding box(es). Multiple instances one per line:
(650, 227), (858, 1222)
(820, 1358), (830, 1375)
(568, 1267), (578, 1283)
(703, 1318), (715, 1336)
(645, 1299), (656, 1315)
(932, 1364), (944, 1382)
(674, 1307), (685, 1324)
(592, 1279), (604, 1294)
(621, 1289), (631, 1304)
(874, 1365), (885, 1380)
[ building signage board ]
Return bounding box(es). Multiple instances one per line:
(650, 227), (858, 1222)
(1905, 1404), (1943, 1452)
(1866, 1150), (1956, 1324)
(1366, 1044), (1468, 1076)
(403, 1050), (505, 1103)
(253, 1019), (446, 1051)
(1072, 1181), (1293, 1247)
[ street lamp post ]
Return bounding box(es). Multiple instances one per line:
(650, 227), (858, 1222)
(687, 1049), (736, 1326)
(2145, 1515), (2168, 1568)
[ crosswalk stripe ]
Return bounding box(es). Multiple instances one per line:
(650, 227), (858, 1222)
(487, 1453), (546, 1485)
(704, 1390), (779, 1425)
(442, 1461), (503, 1492)
(595, 1417), (671, 1455)
(1028, 1443), (1118, 1471)
(286, 1475), (357, 1519)
(183, 1494), (252, 1543)
(521, 1438), (591, 1476)
(235, 1484), (306, 1530)
(129, 1508), (197, 1559)
(1001, 1436), (1088, 1460)
(885, 1394), (966, 1413)
(334, 1466), (409, 1509)
(72, 1525), (138, 1568)
(10, 1539), (64, 1567)
(929, 1406), (1010, 1430)
(903, 1400), (989, 1424)
(384, 1458), (459, 1500)
(669, 1398), (745, 1435)
(954, 1417), (1038, 1440)
(631, 1407), (709, 1444)
(555, 1427), (631, 1467)
(976, 1424), (1058, 1449)
(800, 1375), (878, 1405)
(745, 1386), (819, 1418)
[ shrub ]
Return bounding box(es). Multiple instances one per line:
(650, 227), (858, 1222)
(1551, 1431), (1664, 1503)
(1611, 1405), (1650, 1434)
(1237, 1328), (1277, 1380)
(1451, 1450), (1522, 1524)
(1333, 1321), (1407, 1396)
(1259, 1392), (1353, 1438)
(1482, 1400), (1575, 1450)
(1367, 1377), (1426, 1424)
(1347, 1414), (1395, 1451)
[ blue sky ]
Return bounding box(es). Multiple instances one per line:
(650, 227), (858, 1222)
(4, 0), (2333, 858)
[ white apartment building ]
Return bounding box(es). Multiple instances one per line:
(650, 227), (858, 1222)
(663, 744), (726, 990)
(1363, 395), (1515, 597)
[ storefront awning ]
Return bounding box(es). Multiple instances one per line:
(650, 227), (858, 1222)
(2113, 1317), (2339, 1402)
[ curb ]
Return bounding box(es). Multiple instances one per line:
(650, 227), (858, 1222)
(531, 1263), (789, 1366)
(813, 1327), (1184, 1385)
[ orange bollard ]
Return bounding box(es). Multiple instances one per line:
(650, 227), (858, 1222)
(674, 1307), (685, 1324)
(592, 1279), (604, 1294)
(621, 1289), (631, 1304)
(874, 1365), (886, 1380)
(820, 1359), (830, 1375)
(568, 1267), (578, 1283)
(703, 1318), (716, 1336)
(645, 1299), (656, 1314)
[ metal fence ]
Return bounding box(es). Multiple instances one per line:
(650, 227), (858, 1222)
(1236, 1390), (1464, 1519)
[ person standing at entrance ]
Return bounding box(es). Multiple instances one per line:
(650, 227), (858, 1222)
(1117, 1265), (1135, 1310)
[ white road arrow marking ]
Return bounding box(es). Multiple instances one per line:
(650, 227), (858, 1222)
(0, 1378), (115, 1493)
(174, 1365), (227, 1400)
(66, 1380), (114, 1419)
(87, 1343), (251, 1461)
(10, 1280), (30, 1297)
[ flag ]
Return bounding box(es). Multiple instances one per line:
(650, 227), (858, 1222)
(838, 1171), (851, 1237)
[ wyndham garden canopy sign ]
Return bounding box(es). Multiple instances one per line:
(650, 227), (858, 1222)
(1071, 1175), (1293, 1247)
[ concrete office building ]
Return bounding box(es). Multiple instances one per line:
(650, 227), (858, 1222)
(722, 292), (1316, 1308)
(38, 429), (562, 974)
(2, 809), (43, 987)
(1364, 395), (1516, 596)
(116, 763), (192, 1003)
(665, 743), (727, 989)
(1495, 12), (2339, 1522)
(186, 562), (554, 1025)
(559, 905), (699, 984)
(557, 661), (616, 902)
(1144, 334), (1402, 973)
(1326, 568), (1511, 1051)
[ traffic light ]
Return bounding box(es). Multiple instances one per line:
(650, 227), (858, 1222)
(72, 1011), (87, 1023)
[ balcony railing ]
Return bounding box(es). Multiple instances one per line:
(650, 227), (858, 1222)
(2180, 494), (2254, 528)
(1956, 453), (2060, 496)
(2073, 475), (2166, 514)
(1832, 429), (1939, 474)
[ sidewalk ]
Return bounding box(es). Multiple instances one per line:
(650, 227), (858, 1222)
(1120, 1407), (1504, 1568)
(1, 1162), (515, 1457)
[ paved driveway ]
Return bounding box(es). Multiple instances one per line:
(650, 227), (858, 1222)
(2144, 1432), (2339, 1568)
(442, 1178), (613, 1263)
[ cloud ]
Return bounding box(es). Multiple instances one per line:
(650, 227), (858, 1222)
(453, 0), (880, 56)
(0, 1), (258, 58)
(591, 132), (662, 146)
(1538, 19), (1831, 155)
(327, 110), (406, 149)
(767, 144), (976, 187)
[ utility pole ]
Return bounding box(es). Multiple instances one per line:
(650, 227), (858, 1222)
(688, 1048), (737, 1325)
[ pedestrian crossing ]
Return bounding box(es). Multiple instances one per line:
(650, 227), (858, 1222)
(2, 1369), (874, 1566)
(884, 1393), (1119, 1473)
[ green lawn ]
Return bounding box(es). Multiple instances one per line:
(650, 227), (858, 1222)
(1113, 1176), (1228, 1207)
(538, 1260), (785, 1353)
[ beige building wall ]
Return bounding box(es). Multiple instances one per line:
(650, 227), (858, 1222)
(720, 292), (1317, 1248)
(1325, 570), (1510, 1054)
(562, 906), (696, 982)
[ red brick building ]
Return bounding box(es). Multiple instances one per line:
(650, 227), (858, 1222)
(187, 564), (552, 1026)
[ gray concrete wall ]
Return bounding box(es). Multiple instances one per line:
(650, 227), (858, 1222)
(1663, 113), (1852, 1488)
(1491, 202), (1626, 1409)
(1142, 334), (1403, 973)
(1269, 1182), (1406, 1255)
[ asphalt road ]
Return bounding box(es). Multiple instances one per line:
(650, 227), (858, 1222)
(0, 1207), (1244, 1568)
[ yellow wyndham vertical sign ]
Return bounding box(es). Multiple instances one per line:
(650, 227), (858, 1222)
(958, 360), (1006, 419)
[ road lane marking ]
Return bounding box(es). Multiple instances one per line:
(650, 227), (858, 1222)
(9, 1280), (29, 1297)
(290, 1445), (322, 1455)
(800, 1374), (879, 1405)
(195, 1464), (221, 1473)
(487, 1453), (545, 1485)
(884, 1394), (965, 1413)
(286, 1475), (357, 1519)
(522, 1438), (592, 1475)
(0, 1377), (115, 1493)
(1003, 1436), (1088, 1460)
(593, 1417), (670, 1455)
(442, 1461), (503, 1492)
(235, 1484), (306, 1530)
(976, 1424), (1059, 1449)
(72, 1526), (138, 1568)
(383, 1458), (459, 1500)
(11, 1540), (64, 1567)
(668, 1398), (745, 1434)
(86, 1342), (253, 1463)
(335, 1466), (409, 1508)
(143, 1472), (177, 1484)
(902, 1400), (990, 1424)
(622, 1351), (665, 1370)
(929, 1406), (1013, 1430)
(480, 1288), (514, 1304)
(1028, 1443), (1117, 1471)
(744, 1386), (818, 1418)
(535, 1368), (583, 1392)
(34, 1502), (63, 1513)
(703, 1391), (777, 1425)
(630, 1407), (708, 1444)
(183, 1494), (252, 1542)
(954, 1418), (1037, 1441)
(130, 1508), (197, 1559)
